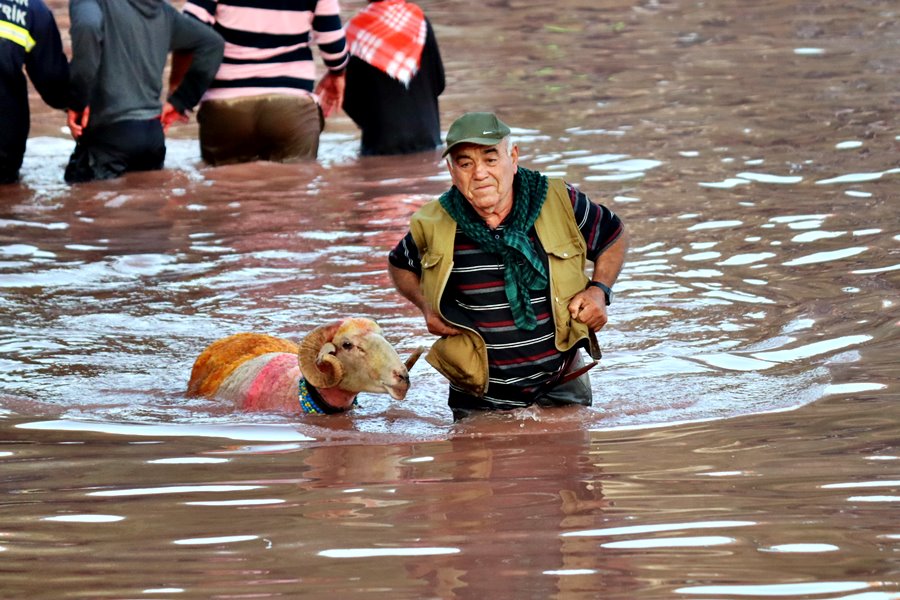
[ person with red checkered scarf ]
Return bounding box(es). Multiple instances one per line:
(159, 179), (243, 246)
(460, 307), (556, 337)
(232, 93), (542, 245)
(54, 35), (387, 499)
(343, 0), (445, 156)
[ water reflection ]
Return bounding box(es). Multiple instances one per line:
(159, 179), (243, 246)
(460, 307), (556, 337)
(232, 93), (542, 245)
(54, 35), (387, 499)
(42, 514), (125, 523)
(676, 582), (879, 596)
(562, 520), (756, 538)
(601, 535), (734, 548)
(173, 535), (260, 546)
(17, 420), (316, 441)
(319, 547), (461, 558)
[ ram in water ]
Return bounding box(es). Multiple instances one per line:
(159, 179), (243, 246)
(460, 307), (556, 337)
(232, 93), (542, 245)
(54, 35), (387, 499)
(188, 318), (423, 414)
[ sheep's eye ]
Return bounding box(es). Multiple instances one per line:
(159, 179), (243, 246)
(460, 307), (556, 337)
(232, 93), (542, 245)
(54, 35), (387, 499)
(341, 341), (353, 350)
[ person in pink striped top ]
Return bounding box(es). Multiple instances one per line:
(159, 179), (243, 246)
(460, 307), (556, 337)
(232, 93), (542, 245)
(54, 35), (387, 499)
(178, 0), (349, 165)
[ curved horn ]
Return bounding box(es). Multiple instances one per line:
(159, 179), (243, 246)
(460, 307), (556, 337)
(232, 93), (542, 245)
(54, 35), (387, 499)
(298, 322), (343, 388)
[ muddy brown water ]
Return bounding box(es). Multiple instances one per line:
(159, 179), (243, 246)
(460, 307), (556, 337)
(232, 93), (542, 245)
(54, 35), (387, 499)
(2, 0), (898, 598)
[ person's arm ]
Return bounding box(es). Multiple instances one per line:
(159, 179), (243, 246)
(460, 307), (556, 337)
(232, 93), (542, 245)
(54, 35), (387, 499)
(589, 226), (628, 288)
(388, 263), (461, 337)
(25, 2), (69, 110)
(67, 0), (103, 136)
(389, 262), (427, 314)
(159, 50), (195, 132)
(168, 50), (193, 93)
(388, 232), (461, 337)
(568, 227), (629, 331)
(563, 185), (629, 331)
(165, 8), (224, 116)
(311, 0), (348, 117)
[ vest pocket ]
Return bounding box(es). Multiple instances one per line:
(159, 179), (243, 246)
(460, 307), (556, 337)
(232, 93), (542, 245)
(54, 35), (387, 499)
(543, 238), (588, 300)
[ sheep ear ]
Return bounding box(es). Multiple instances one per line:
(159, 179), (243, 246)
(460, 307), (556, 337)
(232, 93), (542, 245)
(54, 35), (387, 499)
(298, 323), (344, 388)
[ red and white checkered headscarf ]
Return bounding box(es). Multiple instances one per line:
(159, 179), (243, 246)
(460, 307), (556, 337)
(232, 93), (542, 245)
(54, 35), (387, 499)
(345, 0), (427, 86)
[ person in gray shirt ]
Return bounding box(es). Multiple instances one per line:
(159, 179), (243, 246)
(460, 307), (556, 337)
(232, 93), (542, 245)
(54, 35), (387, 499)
(65, 0), (223, 183)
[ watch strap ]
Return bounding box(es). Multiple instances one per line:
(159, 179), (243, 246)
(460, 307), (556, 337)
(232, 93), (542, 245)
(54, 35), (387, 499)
(587, 281), (612, 305)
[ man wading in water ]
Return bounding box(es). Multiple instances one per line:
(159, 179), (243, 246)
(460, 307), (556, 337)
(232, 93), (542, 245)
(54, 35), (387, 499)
(388, 112), (628, 420)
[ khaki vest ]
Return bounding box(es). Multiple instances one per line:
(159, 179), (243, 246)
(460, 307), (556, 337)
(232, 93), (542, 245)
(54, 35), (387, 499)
(410, 178), (595, 396)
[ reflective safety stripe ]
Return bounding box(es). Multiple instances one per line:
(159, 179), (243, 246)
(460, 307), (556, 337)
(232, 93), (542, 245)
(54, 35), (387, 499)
(0, 21), (36, 52)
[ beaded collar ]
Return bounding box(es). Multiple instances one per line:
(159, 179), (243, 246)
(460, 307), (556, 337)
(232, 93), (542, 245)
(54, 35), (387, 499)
(298, 377), (358, 415)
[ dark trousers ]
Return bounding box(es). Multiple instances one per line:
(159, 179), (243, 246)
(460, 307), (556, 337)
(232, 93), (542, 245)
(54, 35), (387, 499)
(65, 118), (166, 184)
(449, 352), (594, 421)
(0, 162), (20, 184)
(0, 147), (24, 184)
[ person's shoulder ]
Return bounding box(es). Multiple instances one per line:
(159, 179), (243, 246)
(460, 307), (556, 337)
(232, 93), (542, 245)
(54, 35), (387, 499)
(28, 0), (57, 26)
(556, 178), (591, 199)
(413, 199), (447, 219)
(410, 199), (456, 232)
(545, 177), (577, 196)
(28, 0), (52, 15)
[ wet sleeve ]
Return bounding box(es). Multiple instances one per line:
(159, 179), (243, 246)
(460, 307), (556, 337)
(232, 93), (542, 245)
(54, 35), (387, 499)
(25, 2), (69, 110)
(567, 183), (624, 262)
(67, 0), (104, 112)
(388, 231), (423, 276)
(166, 7), (224, 113)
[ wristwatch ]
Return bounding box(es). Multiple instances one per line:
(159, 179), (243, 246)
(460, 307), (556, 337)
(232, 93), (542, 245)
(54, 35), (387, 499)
(587, 281), (614, 305)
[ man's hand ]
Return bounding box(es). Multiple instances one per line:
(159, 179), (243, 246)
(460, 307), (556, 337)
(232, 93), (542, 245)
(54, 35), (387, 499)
(568, 286), (609, 332)
(424, 306), (463, 337)
(160, 102), (189, 133)
(67, 107), (90, 140)
(314, 71), (345, 118)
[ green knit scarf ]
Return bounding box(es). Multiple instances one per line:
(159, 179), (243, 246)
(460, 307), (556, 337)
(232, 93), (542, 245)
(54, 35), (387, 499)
(439, 167), (549, 330)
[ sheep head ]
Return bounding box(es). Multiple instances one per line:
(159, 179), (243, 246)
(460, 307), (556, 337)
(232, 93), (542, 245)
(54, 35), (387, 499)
(297, 318), (414, 400)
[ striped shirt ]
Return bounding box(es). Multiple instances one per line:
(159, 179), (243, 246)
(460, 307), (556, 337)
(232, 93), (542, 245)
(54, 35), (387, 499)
(389, 182), (623, 407)
(183, 0), (348, 102)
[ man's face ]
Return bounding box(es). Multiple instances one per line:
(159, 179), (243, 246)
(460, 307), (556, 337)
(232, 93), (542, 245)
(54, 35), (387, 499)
(447, 139), (519, 220)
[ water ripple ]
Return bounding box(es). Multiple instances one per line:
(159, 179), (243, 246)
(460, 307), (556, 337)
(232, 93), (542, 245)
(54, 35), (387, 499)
(816, 168), (900, 185)
(783, 247), (868, 266)
(676, 581), (874, 596)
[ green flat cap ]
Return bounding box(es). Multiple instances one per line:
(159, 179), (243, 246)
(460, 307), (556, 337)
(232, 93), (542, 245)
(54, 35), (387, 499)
(442, 112), (511, 157)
